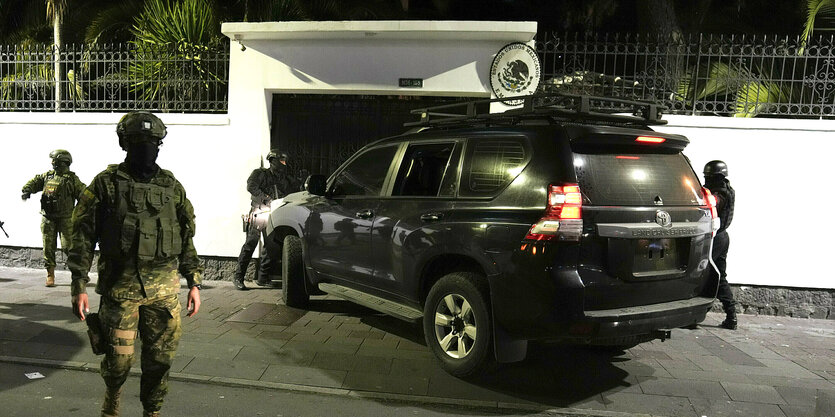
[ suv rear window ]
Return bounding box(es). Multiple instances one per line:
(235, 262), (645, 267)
(460, 137), (529, 197)
(574, 152), (703, 206)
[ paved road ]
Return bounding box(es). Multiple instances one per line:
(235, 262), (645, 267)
(1, 267), (833, 417)
(2, 362), (608, 417)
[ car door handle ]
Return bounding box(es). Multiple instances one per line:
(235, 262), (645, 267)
(420, 213), (444, 222)
(356, 209), (374, 219)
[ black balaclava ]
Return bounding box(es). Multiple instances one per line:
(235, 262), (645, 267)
(704, 174), (726, 188)
(52, 160), (70, 175)
(269, 158), (286, 175)
(125, 140), (160, 182)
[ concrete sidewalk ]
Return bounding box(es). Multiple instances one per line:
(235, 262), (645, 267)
(1, 266), (833, 417)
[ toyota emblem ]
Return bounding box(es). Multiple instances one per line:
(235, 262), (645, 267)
(655, 210), (672, 228)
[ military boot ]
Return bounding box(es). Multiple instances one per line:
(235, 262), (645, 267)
(720, 310), (738, 330)
(233, 273), (247, 291)
(256, 273), (272, 287)
(142, 410), (160, 417)
(100, 387), (121, 417)
(45, 267), (56, 287)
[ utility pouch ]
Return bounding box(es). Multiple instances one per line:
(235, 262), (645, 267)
(86, 313), (106, 355)
(41, 176), (64, 215)
(242, 214), (251, 233)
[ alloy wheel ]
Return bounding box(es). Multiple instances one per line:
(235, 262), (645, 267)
(433, 293), (478, 359)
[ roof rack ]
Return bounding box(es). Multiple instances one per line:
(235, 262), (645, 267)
(404, 93), (667, 128)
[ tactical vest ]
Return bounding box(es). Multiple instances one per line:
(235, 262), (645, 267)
(100, 166), (183, 261)
(40, 172), (75, 217)
(717, 181), (735, 233)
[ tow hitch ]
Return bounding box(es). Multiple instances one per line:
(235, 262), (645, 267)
(653, 329), (672, 342)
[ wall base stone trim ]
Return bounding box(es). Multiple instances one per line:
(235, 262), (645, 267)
(3, 245), (832, 319)
(0, 246), (258, 282)
(709, 285), (833, 319)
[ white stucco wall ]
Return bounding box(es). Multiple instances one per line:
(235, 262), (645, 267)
(0, 112), (254, 257)
(657, 116), (835, 289)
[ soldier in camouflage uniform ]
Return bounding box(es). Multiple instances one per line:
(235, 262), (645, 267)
(21, 149), (87, 287)
(233, 149), (295, 290)
(68, 111), (203, 417)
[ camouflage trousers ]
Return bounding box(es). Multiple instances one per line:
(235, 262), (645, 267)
(40, 216), (72, 268)
(99, 294), (182, 413)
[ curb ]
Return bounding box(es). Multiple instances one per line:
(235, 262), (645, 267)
(0, 355), (660, 417)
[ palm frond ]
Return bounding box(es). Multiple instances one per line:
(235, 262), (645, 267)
(84, 0), (144, 44)
(0, 46), (53, 106)
(128, 0), (224, 107)
(675, 62), (754, 103)
(801, 0), (835, 53)
(734, 81), (791, 118)
(45, 0), (67, 20)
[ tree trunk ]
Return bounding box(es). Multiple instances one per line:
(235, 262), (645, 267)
(637, 0), (682, 41)
(53, 12), (62, 112)
(637, 0), (686, 97)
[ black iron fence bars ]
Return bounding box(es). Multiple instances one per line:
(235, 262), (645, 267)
(536, 32), (835, 118)
(3, 34), (835, 117)
(0, 43), (229, 113)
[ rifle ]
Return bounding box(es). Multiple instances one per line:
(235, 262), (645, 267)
(0, 220), (8, 238)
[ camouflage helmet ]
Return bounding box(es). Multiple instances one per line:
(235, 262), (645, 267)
(49, 149), (72, 165)
(116, 111), (167, 146)
(266, 149), (288, 162)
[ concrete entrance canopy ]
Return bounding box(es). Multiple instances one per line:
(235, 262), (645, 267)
(221, 20), (538, 155)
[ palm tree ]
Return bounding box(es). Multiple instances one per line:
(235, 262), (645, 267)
(801, 0), (835, 50)
(46, 0), (66, 111)
(129, 0), (224, 109)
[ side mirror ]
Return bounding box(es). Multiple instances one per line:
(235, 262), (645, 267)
(305, 174), (327, 196)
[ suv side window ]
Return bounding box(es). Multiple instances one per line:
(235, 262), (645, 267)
(459, 137), (528, 197)
(391, 142), (456, 197)
(330, 145), (397, 197)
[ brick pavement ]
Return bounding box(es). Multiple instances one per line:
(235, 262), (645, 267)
(1, 266), (833, 417)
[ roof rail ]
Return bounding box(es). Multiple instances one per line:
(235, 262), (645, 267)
(404, 93), (667, 128)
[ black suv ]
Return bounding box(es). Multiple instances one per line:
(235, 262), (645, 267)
(266, 94), (719, 377)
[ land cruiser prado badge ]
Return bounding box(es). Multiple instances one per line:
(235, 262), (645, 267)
(490, 42), (541, 105)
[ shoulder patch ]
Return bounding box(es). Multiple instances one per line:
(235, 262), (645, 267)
(80, 188), (95, 200)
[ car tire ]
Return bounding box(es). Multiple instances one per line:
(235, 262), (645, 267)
(282, 235), (309, 308)
(423, 272), (492, 378)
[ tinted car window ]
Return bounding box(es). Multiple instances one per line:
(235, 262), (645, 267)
(331, 145), (397, 197)
(574, 152), (703, 206)
(459, 137), (528, 197)
(392, 142), (455, 197)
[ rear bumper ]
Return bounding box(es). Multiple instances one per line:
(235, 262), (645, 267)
(582, 296), (712, 343)
(490, 263), (714, 343)
(540, 297), (713, 345)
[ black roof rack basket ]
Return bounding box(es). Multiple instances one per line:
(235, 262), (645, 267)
(405, 93), (667, 128)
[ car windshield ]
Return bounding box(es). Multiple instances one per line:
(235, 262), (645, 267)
(573, 152), (704, 206)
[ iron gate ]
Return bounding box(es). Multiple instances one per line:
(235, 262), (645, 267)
(271, 94), (466, 179)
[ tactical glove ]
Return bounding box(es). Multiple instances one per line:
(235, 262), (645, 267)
(21, 192), (30, 200)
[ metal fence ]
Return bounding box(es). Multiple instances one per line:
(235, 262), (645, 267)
(536, 33), (835, 117)
(4, 35), (835, 117)
(0, 43), (229, 112)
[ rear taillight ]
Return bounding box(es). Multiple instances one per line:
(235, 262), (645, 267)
(702, 187), (720, 235)
(525, 184), (583, 241)
(635, 136), (666, 144)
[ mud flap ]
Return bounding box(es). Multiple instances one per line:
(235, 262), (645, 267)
(485, 270), (528, 363)
(492, 310), (528, 363)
